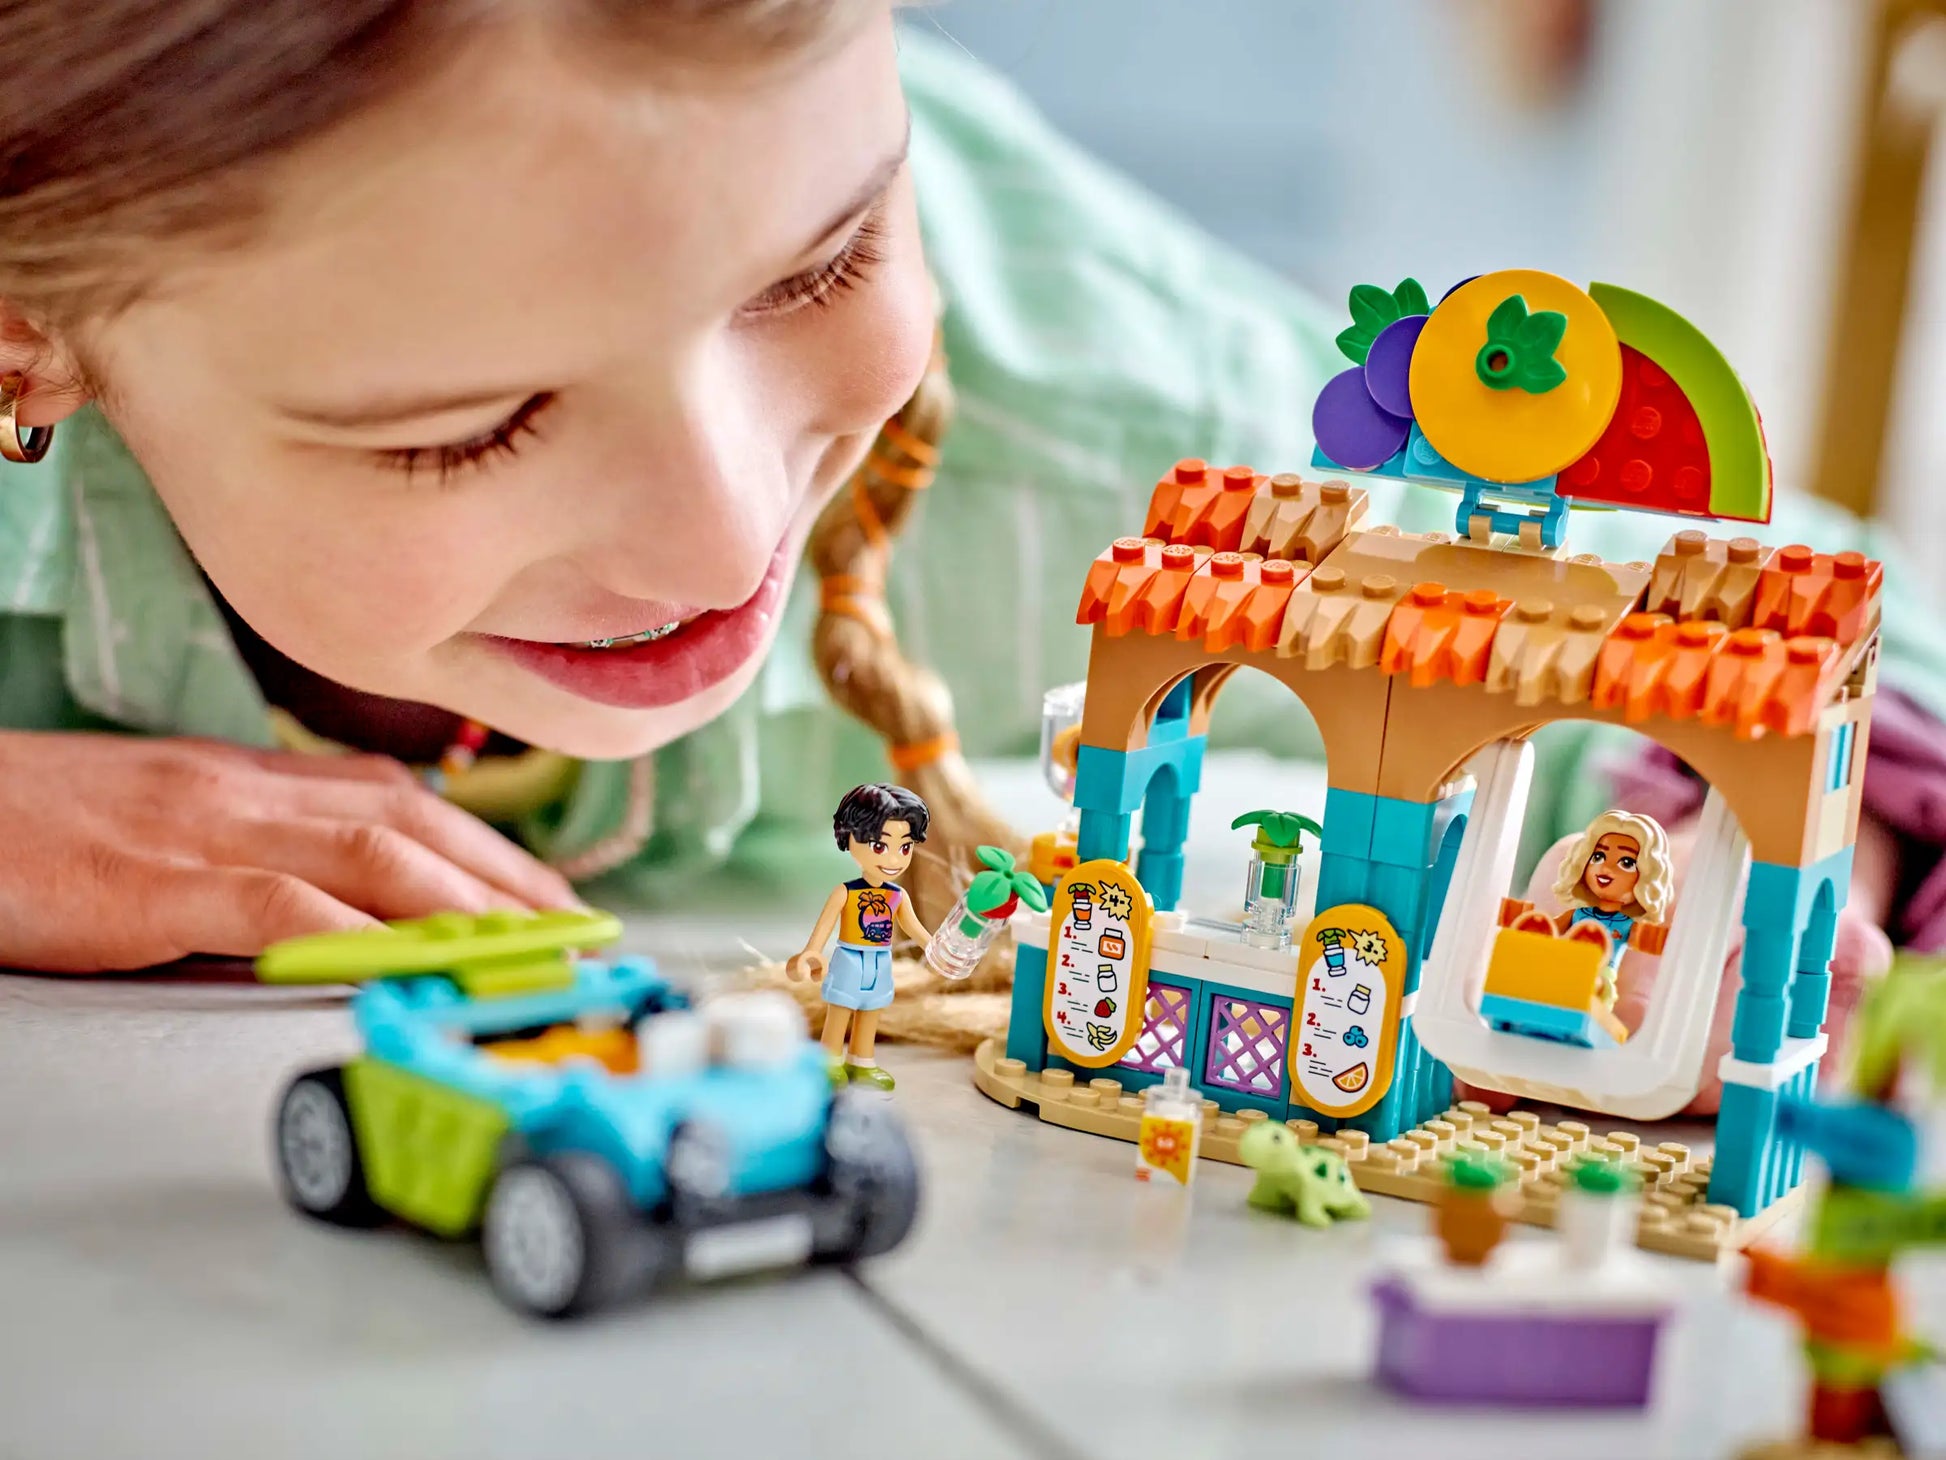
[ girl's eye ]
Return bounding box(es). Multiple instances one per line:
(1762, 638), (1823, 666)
(1620, 856), (1636, 870)
(1590, 851), (1605, 865)
(376, 393), (554, 482)
(740, 208), (888, 320)
(901, 843), (912, 856)
(872, 841), (886, 854)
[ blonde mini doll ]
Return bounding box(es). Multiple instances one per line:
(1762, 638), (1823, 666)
(1546, 809), (1675, 1004)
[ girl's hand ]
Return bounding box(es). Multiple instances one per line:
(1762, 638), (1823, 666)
(785, 951), (825, 982)
(0, 731), (582, 972)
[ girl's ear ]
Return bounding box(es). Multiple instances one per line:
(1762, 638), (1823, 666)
(0, 306), (94, 429)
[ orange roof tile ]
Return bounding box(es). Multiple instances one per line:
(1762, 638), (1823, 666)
(1751, 546), (1882, 646)
(1380, 582), (1513, 688)
(1178, 554), (1306, 654)
(1143, 459), (1259, 552)
(1700, 629), (1840, 739)
(1078, 537), (1162, 631)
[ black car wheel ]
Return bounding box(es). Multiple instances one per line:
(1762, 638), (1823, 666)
(482, 1153), (669, 1319)
(274, 1069), (383, 1227)
(664, 1121), (736, 1226)
(816, 1088), (920, 1262)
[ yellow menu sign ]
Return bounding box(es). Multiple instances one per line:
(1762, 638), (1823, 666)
(1042, 860), (1153, 1068)
(1289, 903), (1405, 1118)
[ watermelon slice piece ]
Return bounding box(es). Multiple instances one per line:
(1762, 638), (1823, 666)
(1557, 345), (1712, 515)
(1568, 282), (1772, 524)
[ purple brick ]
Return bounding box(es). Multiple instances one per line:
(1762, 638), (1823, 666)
(1372, 1277), (1668, 1407)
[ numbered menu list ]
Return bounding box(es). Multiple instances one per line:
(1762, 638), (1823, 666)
(1293, 924), (1392, 1112)
(1048, 875), (1140, 1063)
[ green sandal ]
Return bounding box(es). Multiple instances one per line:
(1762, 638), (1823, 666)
(844, 1062), (896, 1092)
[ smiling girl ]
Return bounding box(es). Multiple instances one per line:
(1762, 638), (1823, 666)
(0, 2), (1941, 994)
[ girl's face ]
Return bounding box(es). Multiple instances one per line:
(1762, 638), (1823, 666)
(75, 9), (930, 759)
(1583, 833), (1641, 906)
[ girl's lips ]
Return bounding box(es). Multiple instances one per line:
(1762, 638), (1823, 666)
(483, 538), (793, 710)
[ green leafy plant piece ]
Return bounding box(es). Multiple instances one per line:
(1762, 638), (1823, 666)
(1567, 1154), (1639, 1195)
(1475, 293), (1569, 394)
(1849, 952), (1946, 1099)
(1335, 278), (1432, 365)
(1233, 810), (1323, 901)
(1445, 1152), (1513, 1191)
(1230, 810), (1322, 865)
(958, 845), (1050, 935)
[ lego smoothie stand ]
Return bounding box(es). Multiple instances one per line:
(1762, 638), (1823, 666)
(974, 268), (1885, 1262)
(259, 910), (920, 1319)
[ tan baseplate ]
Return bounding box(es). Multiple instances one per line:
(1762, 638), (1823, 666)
(973, 1037), (1803, 1262)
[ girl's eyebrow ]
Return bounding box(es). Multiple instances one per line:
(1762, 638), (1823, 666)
(789, 122), (910, 260)
(276, 384), (534, 432)
(274, 125), (911, 433)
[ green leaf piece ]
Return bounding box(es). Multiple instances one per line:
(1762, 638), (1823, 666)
(1337, 282), (1408, 364)
(1231, 809), (1324, 867)
(1349, 283), (1398, 332)
(1393, 277), (1430, 317)
(1475, 293), (1570, 395)
(1446, 1152), (1513, 1191)
(1567, 1154), (1639, 1195)
(1515, 308), (1567, 355)
(963, 846), (1052, 921)
(1849, 953), (1946, 1098)
(1485, 294), (1528, 343)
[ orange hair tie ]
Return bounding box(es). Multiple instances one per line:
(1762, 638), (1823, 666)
(850, 477), (889, 550)
(866, 452), (935, 491)
(819, 573), (882, 600)
(877, 414), (940, 469)
(887, 732), (958, 773)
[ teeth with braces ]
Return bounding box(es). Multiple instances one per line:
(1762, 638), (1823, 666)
(580, 620), (689, 651)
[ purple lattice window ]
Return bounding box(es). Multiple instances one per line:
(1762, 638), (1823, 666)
(1203, 995), (1290, 1097)
(1119, 979), (1193, 1074)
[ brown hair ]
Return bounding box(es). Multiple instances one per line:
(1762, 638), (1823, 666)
(0, 0), (881, 322)
(808, 337), (1020, 934)
(1, 0), (1016, 932)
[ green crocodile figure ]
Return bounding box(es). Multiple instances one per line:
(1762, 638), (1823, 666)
(1237, 1121), (1372, 1228)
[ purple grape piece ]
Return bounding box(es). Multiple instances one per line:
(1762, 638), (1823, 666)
(1312, 367), (1410, 471)
(1364, 313), (1428, 418)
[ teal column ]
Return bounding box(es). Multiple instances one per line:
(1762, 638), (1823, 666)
(1296, 785), (1470, 1140)
(1074, 737), (1207, 906)
(1005, 940), (1050, 1070)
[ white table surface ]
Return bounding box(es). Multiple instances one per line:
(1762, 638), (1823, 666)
(1, 756), (1935, 1460)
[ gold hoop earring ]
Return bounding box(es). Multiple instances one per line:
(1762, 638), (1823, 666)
(0, 374), (53, 463)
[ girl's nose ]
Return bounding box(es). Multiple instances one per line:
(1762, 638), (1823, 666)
(572, 407), (791, 609)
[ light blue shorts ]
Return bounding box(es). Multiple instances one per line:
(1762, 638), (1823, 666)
(822, 943), (895, 1012)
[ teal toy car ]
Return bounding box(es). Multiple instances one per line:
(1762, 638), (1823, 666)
(261, 911), (920, 1318)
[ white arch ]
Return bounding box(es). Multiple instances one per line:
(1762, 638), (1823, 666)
(1411, 738), (1750, 1119)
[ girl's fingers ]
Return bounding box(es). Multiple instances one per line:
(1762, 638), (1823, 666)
(291, 778), (582, 910)
(326, 782), (576, 911)
(208, 817), (518, 922)
(173, 738), (420, 787)
(167, 742), (579, 908)
(141, 860), (379, 963)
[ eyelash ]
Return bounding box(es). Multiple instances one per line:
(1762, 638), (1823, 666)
(371, 211), (887, 482)
(376, 392), (553, 482)
(741, 211), (888, 319)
